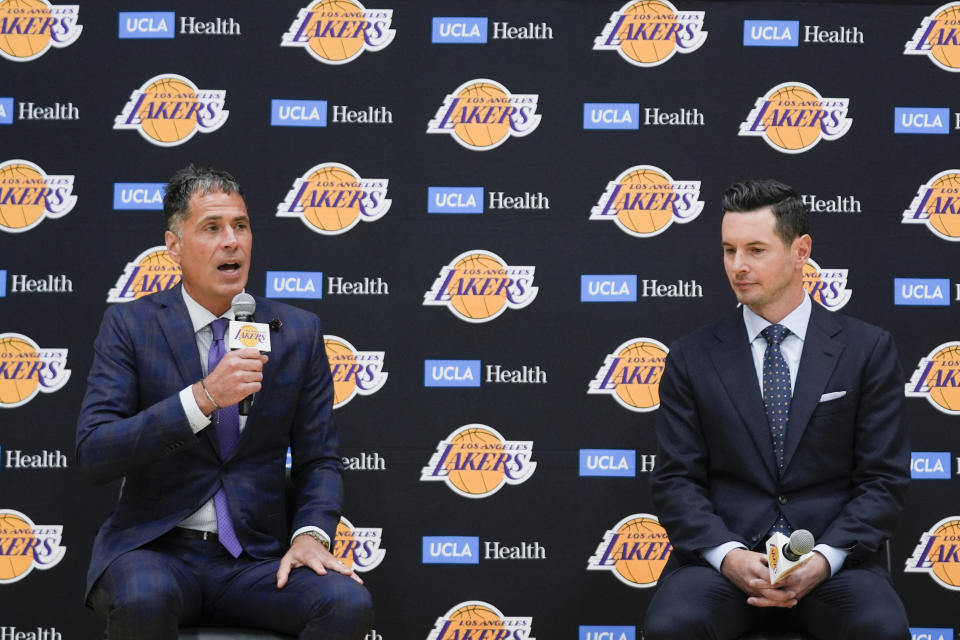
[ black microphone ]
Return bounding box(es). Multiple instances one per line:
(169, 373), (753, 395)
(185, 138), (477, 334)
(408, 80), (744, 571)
(782, 529), (815, 562)
(231, 292), (257, 416)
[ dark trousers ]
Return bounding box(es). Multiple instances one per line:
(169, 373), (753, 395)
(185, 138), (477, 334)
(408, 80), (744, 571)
(643, 558), (909, 640)
(89, 531), (373, 640)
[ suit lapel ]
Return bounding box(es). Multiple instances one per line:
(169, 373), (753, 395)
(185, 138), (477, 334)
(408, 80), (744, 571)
(709, 310), (778, 483)
(155, 285), (204, 385)
(782, 303), (844, 471)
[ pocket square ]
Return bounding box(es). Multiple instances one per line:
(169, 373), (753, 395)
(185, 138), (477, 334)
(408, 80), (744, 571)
(819, 391), (847, 402)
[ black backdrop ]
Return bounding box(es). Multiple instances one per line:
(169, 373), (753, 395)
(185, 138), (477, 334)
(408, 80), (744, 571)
(2, 1), (959, 638)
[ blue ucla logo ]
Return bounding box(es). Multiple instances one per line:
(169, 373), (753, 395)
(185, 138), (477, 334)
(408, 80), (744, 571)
(583, 103), (639, 130)
(0, 97), (12, 124)
(424, 360), (481, 387)
(911, 452), (951, 480)
(581, 275), (637, 302)
(266, 271), (323, 299)
(118, 12), (175, 39)
(910, 628), (954, 640)
(579, 450), (636, 477)
(579, 626), (636, 640)
(422, 536), (480, 564)
(270, 99), (327, 127)
(428, 187), (484, 214)
(113, 183), (165, 210)
(895, 278), (950, 306)
(895, 107), (950, 134)
(431, 17), (487, 43)
(743, 20), (799, 47)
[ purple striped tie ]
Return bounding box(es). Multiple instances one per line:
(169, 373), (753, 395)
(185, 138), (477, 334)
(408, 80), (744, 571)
(209, 318), (243, 558)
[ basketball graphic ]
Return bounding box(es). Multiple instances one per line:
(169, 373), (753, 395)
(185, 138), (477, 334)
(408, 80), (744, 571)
(0, 159), (77, 233)
(281, 0), (395, 64)
(925, 172), (960, 240)
(323, 335), (388, 409)
(906, 517), (960, 590)
(0, 0), (81, 62)
(802, 259), (851, 311)
(426, 601), (534, 640)
(594, 0), (706, 67)
(420, 424), (537, 498)
(276, 163), (391, 235)
(427, 79), (541, 151)
(114, 74), (229, 147)
(588, 338), (669, 412)
(0, 509), (66, 583)
(905, 342), (960, 414)
(587, 513), (672, 587)
(739, 82), (851, 154)
(332, 517), (385, 572)
(0, 333), (70, 409)
(423, 250), (538, 323)
(590, 165), (703, 238)
(905, 3), (960, 71)
(107, 247), (182, 303)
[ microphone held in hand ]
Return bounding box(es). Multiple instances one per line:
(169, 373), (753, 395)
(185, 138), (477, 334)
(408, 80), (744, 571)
(228, 292), (271, 416)
(783, 529), (815, 562)
(767, 528), (816, 584)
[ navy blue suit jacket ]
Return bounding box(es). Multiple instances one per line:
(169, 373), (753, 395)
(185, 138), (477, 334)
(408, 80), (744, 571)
(651, 301), (909, 568)
(76, 285), (342, 599)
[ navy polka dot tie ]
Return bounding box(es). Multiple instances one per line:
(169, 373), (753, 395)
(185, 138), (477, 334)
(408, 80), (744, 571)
(762, 324), (792, 536)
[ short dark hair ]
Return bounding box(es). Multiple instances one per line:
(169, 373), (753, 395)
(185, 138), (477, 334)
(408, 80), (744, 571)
(721, 178), (809, 245)
(163, 164), (245, 236)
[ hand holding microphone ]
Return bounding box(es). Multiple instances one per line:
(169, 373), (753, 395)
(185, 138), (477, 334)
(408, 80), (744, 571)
(226, 292), (272, 415)
(766, 529), (815, 585)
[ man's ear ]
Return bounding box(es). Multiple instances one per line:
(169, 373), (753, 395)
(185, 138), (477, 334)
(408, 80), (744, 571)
(164, 230), (182, 264)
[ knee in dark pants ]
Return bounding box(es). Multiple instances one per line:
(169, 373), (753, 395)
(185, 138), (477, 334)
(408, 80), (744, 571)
(303, 578), (374, 640)
(91, 570), (184, 639)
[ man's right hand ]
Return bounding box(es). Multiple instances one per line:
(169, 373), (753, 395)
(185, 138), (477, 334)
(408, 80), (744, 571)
(193, 348), (269, 414)
(720, 548), (798, 608)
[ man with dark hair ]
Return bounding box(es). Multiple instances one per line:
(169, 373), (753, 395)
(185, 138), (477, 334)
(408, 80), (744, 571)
(77, 164), (373, 639)
(643, 178), (910, 639)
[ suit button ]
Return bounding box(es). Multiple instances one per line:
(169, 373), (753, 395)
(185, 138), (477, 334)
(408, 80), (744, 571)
(778, 495), (788, 505)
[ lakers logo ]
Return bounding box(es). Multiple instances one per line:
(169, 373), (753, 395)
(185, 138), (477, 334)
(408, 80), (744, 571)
(281, 0), (395, 64)
(905, 3), (960, 72)
(0, 509), (66, 583)
(423, 250), (538, 323)
(902, 170), (960, 241)
(0, 159), (76, 233)
(906, 342), (960, 415)
(427, 79), (541, 151)
(0, 333), (69, 409)
(587, 514), (672, 588)
(325, 335), (388, 409)
(802, 258), (851, 311)
(0, 0), (81, 62)
(420, 424), (537, 498)
(590, 165), (703, 237)
(588, 338), (668, 412)
(113, 74), (229, 147)
(768, 545), (780, 571)
(333, 516), (385, 573)
(739, 82), (852, 154)
(905, 516), (960, 590)
(276, 163), (390, 235)
(234, 326), (262, 348)
(427, 601), (535, 640)
(594, 0), (706, 67)
(107, 246), (182, 303)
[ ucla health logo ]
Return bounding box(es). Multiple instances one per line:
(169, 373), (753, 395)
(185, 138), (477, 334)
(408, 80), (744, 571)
(333, 517), (385, 573)
(802, 258), (851, 311)
(905, 3), (960, 72)
(739, 82), (851, 153)
(903, 170), (960, 241)
(421, 424), (536, 498)
(114, 74), (228, 147)
(590, 165), (702, 237)
(427, 79), (541, 151)
(743, 20), (798, 47)
(325, 335), (387, 409)
(0, 159), (76, 233)
(427, 601), (535, 640)
(906, 342), (960, 415)
(107, 246), (181, 303)
(271, 99), (327, 127)
(0, 0), (81, 62)
(588, 338), (668, 412)
(896, 278), (951, 306)
(905, 516), (960, 590)
(281, 1), (395, 64)
(912, 452), (952, 479)
(580, 449), (636, 477)
(113, 182), (165, 210)
(587, 514), (672, 588)
(277, 163), (390, 235)
(266, 271), (324, 299)
(432, 17), (487, 44)
(424, 250), (538, 323)
(0, 333), (69, 409)
(424, 360), (481, 387)
(0, 509), (66, 583)
(118, 11), (174, 39)
(594, 1), (706, 67)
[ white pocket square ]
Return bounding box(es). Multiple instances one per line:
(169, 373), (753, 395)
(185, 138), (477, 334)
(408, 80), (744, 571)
(819, 391), (847, 402)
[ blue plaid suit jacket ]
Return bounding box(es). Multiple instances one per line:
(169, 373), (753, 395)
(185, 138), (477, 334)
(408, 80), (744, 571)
(76, 285), (342, 600)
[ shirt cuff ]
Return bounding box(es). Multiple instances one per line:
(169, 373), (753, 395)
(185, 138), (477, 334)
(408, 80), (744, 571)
(701, 541), (747, 573)
(813, 543), (848, 576)
(179, 386), (211, 434)
(291, 525), (331, 548)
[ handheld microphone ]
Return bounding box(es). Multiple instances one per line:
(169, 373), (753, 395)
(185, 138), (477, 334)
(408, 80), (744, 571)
(766, 528), (815, 584)
(228, 292), (264, 416)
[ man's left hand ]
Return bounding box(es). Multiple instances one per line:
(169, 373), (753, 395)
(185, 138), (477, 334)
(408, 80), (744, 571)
(772, 551), (831, 602)
(276, 534), (363, 588)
